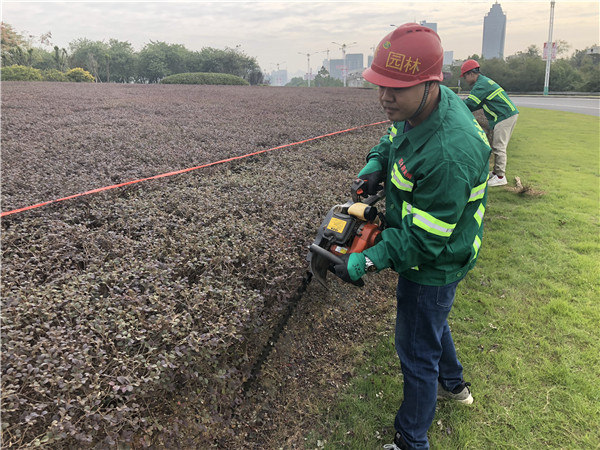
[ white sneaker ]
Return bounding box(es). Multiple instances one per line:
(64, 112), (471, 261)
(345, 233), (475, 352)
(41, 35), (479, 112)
(488, 174), (507, 187)
(437, 382), (474, 405)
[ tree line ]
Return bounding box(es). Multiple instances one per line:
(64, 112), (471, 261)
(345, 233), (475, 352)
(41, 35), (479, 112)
(446, 43), (599, 93)
(1, 22), (264, 85)
(2, 22), (597, 91)
(287, 43), (598, 92)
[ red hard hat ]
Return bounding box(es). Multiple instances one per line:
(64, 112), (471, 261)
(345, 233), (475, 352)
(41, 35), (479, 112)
(363, 23), (444, 88)
(460, 59), (480, 77)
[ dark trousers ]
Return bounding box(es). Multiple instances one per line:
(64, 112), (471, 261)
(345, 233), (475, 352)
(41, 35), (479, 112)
(394, 276), (465, 449)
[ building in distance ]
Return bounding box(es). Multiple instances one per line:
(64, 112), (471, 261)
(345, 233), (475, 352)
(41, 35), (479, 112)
(482, 2), (507, 59)
(419, 20), (438, 32)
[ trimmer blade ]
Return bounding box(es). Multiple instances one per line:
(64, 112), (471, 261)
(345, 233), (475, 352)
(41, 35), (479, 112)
(309, 252), (330, 290)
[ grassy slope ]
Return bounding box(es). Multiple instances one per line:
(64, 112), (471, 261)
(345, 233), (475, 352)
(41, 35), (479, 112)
(312, 107), (600, 449)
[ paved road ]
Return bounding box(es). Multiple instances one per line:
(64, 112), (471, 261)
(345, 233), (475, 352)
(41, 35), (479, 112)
(511, 96), (600, 116)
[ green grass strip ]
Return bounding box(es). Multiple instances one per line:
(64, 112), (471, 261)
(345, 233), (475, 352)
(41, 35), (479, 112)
(311, 107), (600, 449)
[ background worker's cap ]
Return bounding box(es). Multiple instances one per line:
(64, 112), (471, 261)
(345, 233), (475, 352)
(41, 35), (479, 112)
(460, 59), (481, 77)
(363, 23), (444, 88)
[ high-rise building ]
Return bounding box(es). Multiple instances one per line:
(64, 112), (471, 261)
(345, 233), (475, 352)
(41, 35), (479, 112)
(419, 20), (438, 32)
(329, 58), (345, 80)
(346, 53), (364, 72)
(443, 51), (454, 67)
(269, 69), (288, 86)
(482, 2), (506, 59)
(328, 54), (365, 80)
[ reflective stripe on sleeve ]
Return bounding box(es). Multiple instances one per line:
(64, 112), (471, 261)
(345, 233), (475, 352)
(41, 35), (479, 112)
(468, 177), (488, 202)
(404, 202), (456, 237)
(486, 87), (504, 100)
(474, 203), (485, 227)
(467, 94), (481, 105)
(483, 104), (498, 122)
(391, 163), (414, 192)
(487, 87), (516, 112)
(402, 201), (411, 219)
(471, 235), (482, 260)
(499, 92), (516, 111)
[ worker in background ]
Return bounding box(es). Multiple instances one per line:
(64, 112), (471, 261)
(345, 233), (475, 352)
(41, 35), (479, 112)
(331, 24), (491, 450)
(461, 59), (519, 187)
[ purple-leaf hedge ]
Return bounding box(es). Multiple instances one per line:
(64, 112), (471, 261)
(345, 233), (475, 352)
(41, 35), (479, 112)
(1, 82), (393, 447)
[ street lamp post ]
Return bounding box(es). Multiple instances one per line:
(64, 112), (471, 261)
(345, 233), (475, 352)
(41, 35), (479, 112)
(543, 0), (556, 96)
(298, 51), (325, 87)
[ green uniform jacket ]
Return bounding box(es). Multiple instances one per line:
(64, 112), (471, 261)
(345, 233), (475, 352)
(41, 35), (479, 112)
(360, 85), (492, 286)
(464, 74), (519, 128)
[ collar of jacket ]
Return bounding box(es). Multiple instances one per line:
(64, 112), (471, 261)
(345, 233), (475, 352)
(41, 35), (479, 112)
(393, 85), (450, 152)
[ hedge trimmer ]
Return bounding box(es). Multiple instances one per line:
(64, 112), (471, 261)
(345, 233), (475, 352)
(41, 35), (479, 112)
(307, 179), (386, 288)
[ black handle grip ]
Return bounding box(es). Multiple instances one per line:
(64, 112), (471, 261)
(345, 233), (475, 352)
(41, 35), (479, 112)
(309, 243), (344, 265)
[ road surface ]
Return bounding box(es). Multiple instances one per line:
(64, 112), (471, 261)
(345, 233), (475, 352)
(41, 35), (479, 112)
(510, 96), (599, 116)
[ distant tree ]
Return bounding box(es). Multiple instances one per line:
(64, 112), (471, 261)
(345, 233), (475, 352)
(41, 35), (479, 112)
(107, 39), (136, 83)
(286, 76), (308, 87)
(314, 66), (343, 87)
(69, 38), (109, 81)
(570, 46), (600, 92)
(27, 47), (55, 70)
(549, 59), (583, 91)
(137, 41), (189, 83)
(53, 45), (68, 71)
(1, 22), (30, 66)
(247, 68), (264, 85)
(87, 53), (100, 81)
(1, 22), (26, 51)
(189, 47), (262, 84)
(472, 46), (545, 92)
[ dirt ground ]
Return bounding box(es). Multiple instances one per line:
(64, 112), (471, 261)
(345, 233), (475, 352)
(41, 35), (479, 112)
(220, 271), (400, 449)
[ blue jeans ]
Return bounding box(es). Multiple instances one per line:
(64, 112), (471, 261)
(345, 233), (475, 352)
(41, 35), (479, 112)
(394, 276), (465, 449)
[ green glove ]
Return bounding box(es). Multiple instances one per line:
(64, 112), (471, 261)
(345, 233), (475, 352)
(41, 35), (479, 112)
(333, 253), (366, 283)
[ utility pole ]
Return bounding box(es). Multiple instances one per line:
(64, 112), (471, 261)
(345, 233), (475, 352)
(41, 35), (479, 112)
(298, 51), (325, 87)
(543, 0), (556, 96)
(332, 41), (357, 87)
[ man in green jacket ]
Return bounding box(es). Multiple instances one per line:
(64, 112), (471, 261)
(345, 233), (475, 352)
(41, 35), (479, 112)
(331, 24), (491, 450)
(461, 59), (519, 187)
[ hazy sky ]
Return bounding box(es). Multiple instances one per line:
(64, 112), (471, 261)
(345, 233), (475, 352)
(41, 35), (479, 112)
(3, 1), (599, 77)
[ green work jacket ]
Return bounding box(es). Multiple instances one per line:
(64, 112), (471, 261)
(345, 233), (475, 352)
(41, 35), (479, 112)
(464, 74), (519, 128)
(361, 85), (491, 286)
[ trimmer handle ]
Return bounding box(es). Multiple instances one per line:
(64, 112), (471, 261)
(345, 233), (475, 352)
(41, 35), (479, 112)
(351, 179), (386, 206)
(309, 243), (343, 265)
(308, 244), (365, 287)
(351, 179), (367, 202)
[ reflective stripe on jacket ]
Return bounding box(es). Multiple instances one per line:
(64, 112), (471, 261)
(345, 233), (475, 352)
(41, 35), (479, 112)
(464, 75), (519, 128)
(361, 85), (491, 286)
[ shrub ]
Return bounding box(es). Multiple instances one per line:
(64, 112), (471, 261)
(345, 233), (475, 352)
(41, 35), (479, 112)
(42, 69), (68, 82)
(1, 82), (387, 447)
(1, 65), (43, 81)
(66, 67), (95, 83)
(161, 72), (249, 85)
